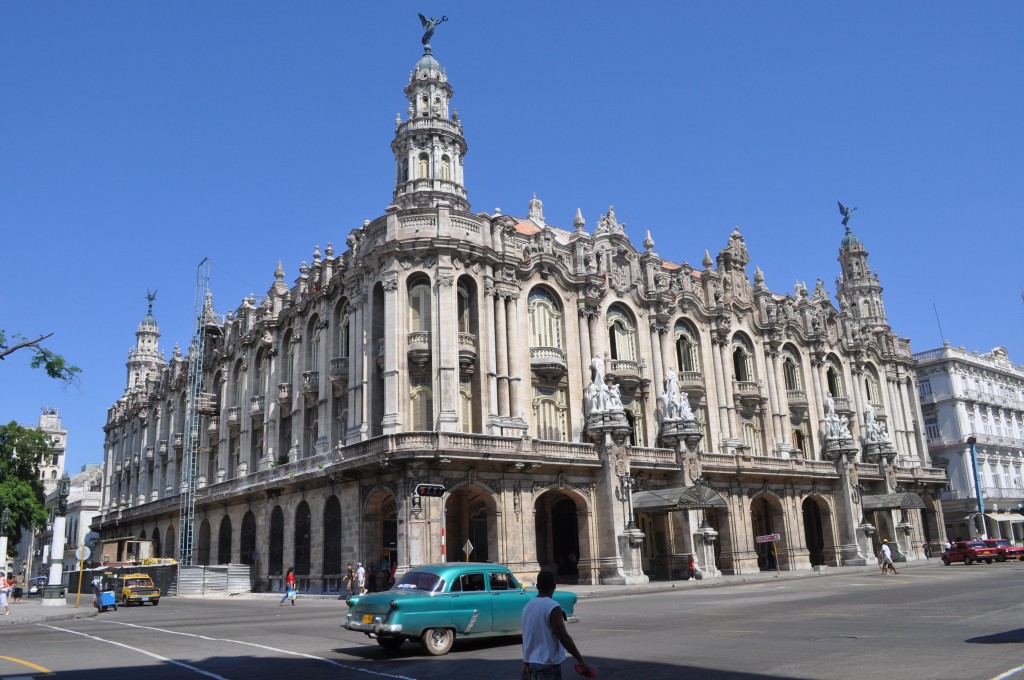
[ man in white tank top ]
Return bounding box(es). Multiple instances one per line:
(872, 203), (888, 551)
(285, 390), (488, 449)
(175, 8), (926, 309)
(521, 570), (591, 679)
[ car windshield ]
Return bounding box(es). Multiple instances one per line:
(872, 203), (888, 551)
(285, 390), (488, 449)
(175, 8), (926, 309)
(125, 579), (153, 587)
(394, 571), (446, 593)
(989, 539), (1010, 547)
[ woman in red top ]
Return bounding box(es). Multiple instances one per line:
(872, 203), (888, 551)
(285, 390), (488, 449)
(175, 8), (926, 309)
(279, 567), (296, 606)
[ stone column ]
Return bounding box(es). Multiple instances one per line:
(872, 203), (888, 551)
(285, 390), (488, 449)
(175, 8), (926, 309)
(435, 269), (459, 430)
(494, 295), (509, 418)
(348, 297), (365, 441)
(505, 292), (525, 423)
(482, 281), (499, 434)
(762, 350), (784, 450)
(710, 337), (732, 440)
(648, 323), (664, 401)
(382, 273), (402, 434)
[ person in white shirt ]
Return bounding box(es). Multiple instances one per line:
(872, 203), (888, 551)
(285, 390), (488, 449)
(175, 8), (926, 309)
(355, 562), (366, 595)
(878, 539), (898, 575)
(521, 570), (590, 680)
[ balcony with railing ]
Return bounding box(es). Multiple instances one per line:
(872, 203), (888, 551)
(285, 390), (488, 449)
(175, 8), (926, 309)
(227, 406), (242, 429)
(458, 333), (477, 372)
(302, 370), (320, 396)
(206, 416), (219, 433)
(608, 359), (641, 391)
(678, 371), (705, 400)
(197, 393), (219, 415)
(733, 381), (765, 411)
(173, 433), (183, 449)
(407, 331), (431, 369)
(786, 389), (809, 418)
(832, 396), (852, 415)
(250, 395), (265, 419)
(330, 357), (350, 388)
(158, 439), (168, 456)
(530, 346), (567, 380)
(278, 383), (293, 406)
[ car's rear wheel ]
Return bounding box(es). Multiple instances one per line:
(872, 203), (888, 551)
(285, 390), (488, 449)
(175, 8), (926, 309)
(941, 557), (950, 566)
(996, 555), (1006, 562)
(376, 637), (404, 651)
(421, 628), (454, 656)
(985, 558), (993, 564)
(963, 556), (973, 565)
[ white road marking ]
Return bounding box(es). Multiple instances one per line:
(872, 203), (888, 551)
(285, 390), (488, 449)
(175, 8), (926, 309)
(91, 620), (417, 680)
(39, 625), (229, 679)
(991, 663), (1024, 680)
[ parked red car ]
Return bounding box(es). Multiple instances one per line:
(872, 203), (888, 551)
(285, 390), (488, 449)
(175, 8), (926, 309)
(982, 538), (1024, 562)
(941, 540), (998, 565)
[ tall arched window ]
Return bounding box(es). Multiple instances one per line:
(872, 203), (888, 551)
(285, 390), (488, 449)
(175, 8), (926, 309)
(825, 359), (845, 397)
(441, 154), (451, 181)
(254, 350), (266, 396)
(409, 281), (432, 332)
(164, 525), (176, 559)
(410, 375), (433, 430)
(283, 332), (295, 384)
(529, 288), (563, 350)
(307, 317), (320, 372)
(418, 153), (429, 179)
(197, 519), (211, 566)
(217, 516), (232, 564)
(152, 527), (161, 560)
(782, 350), (803, 391)
(607, 306), (638, 362)
(674, 321), (701, 373)
(457, 283), (472, 334)
(323, 496), (342, 575)
(269, 506), (284, 575)
(335, 299), (350, 358)
(233, 360), (244, 407)
(864, 367), (882, 406)
(732, 335), (755, 382)
(533, 386), (569, 441)
(240, 511), (257, 565)
(294, 501), (311, 576)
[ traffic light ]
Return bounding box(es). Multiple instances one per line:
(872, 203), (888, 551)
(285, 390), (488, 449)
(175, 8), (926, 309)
(415, 483), (445, 497)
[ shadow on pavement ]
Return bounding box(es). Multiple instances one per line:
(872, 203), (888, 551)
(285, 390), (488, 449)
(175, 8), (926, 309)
(965, 628), (1024, 644)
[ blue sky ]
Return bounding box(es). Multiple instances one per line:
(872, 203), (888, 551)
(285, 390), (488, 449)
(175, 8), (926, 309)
(2, 2), (1022, 473)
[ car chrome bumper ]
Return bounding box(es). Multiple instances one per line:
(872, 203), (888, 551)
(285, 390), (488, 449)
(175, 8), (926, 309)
(566, 615), (580, 624)
(344, 620), (403, 634)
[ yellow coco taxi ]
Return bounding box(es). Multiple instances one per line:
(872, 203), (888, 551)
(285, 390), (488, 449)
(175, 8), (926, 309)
(119, 573), (161, 606)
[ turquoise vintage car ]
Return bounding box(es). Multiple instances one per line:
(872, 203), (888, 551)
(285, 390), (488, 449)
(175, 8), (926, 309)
(343, 562), (579, 655)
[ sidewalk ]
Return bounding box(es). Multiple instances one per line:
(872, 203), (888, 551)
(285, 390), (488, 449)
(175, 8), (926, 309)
(1, 559), (940, 625)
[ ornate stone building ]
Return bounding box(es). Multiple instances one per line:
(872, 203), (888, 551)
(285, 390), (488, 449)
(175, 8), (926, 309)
(96, 39), (947, 591)
(913, 344), (1024, 543)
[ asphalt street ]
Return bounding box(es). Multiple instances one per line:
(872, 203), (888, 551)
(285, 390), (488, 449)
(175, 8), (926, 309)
(1, 560), (1021, 680)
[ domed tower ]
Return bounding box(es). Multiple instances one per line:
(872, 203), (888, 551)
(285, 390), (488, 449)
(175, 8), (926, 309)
(835, 214), (888, 329)
(125, 291), (166, 393)
(391, 42), (470, 211)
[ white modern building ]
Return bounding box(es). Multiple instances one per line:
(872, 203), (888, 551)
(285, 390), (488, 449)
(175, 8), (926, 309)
(914, 343), (1024, 542)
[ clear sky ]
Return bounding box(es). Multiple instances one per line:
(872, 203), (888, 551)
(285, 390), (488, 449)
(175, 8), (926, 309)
(2, 2), (1022, 474)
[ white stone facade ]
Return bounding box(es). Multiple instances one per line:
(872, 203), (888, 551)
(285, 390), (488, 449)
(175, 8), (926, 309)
(96, 42), (948, 591)
(913, 344), (1024, 543)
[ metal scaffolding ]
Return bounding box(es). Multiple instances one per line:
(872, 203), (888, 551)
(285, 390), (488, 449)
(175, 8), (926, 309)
(177, 257), (211, 567)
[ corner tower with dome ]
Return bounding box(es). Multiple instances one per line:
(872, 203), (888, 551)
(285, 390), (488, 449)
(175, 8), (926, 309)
(96, 24), (947, 591)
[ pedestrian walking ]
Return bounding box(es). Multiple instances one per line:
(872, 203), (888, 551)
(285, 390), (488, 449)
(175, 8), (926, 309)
(279, 567), (296, 606)
(12, 573), (24, 604)
(923, 542), (931, 559)
(521, 570), (592, 680)
(878, 539), (898, 575)
(343, 563), (357, 598)
(356, 562), (366, 595)
(1, 573), (11, 615)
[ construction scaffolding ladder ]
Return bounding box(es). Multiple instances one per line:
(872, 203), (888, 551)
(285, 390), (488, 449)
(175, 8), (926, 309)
(177, 257), (211, 567)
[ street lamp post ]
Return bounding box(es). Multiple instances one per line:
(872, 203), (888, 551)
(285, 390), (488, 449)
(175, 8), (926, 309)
(967, 436), (988, 540)
(0, 506), (10, 576)
(42, 473), (71, 606)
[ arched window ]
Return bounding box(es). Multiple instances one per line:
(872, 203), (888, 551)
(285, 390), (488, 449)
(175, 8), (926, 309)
(335, 299), (350, 358)
(307, 317), (320, 372)
(864, 367), (882, 406)
(732, 335), (755, 382)
(782, 349), (803, 391)
(197, 519), (211, 566)
(440, 154), (451, 181)
(233, 360), (244, 407)
(217, 516), (232, 564)
(825, 359), (845, 397)
(269, 506), (284, 575)
(528, 288), (563, 350)
(607, 306), (638, 362)
(533, 386), (569, 441)
(164, 525), (176, 559)
(408, 280), (432, 332)
(742, 419), (764, 456)
(410, 375), (433, 430)
(254, 350), (266, 396)
(152, 527), (161, 560)
(418, 153), (429, 179)
(323, 496), (342, 575)
(283, 332), (295, 384)
(240, 511), (257, 565)
(457, 283), (472, 334)
(294, 501), (311, 576)
(674, 321), (700, 373)
(861, 300), (871, 318)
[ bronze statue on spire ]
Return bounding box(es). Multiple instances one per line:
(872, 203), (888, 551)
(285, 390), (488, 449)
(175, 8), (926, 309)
(145, 288), (158, 314)
(837, 201), (857, 228)
(418, 13), (447, 46)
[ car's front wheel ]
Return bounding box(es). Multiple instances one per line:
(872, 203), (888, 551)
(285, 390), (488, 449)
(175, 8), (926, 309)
(995, 555), (1006, 562)
(963, 556), (973, 565)
(941, 557), (950, 566)
(151, 600), (159, 606)
(985, 558), (993, 564)
(421, 628), (454, 656)
(376, 637), (404, 651)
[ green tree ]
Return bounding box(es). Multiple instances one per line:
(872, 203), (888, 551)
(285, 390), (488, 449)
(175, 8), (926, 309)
(0, 329), (81, 387)
(0, 421), (51, 550)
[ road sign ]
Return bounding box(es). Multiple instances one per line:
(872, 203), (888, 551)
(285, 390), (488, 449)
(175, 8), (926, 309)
(755, 533), (781, 544)
(75, 545), (91, 562)
(463, 539), (474, 558)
